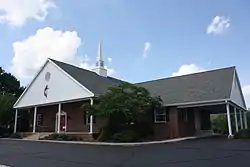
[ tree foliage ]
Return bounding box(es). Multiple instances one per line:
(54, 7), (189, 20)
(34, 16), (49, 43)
(211, 111), (250, 135)
(83, 83), (163, 142)
(0, 67), (25, 97)
(0, 94), (16, 125)
(0, 67), (24, 129)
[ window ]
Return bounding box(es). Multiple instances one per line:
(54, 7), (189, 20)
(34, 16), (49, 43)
(37, 113), (43, 126)
(154, 107), (169, 123)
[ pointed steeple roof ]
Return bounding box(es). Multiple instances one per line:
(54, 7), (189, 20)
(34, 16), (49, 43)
(93, 40), (107, 76)
(97, 40), (102, 61)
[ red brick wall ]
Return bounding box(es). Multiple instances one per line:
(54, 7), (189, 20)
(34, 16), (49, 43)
(37, 105), (57, 132)
(63, 101), (88, 132)
(36, 101), (90, 132)
(153, 107), (196, 140)
(35, 100), (105, 133)
(34, 102), (196, 139)
(153, 107), (180, 140)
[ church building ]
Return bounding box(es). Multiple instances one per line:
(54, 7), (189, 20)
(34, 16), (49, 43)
(13, 42), (248, 140)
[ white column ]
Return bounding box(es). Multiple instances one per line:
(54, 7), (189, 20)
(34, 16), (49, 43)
(243, 110), (248, 129)
(65, 113), (67, 132)
(90, 98), (94, 106)
(14, 109), (18, 133)
(57, 103), (61, 133)
(89, 98), (94, 134)
(226, 103), (233, 137)
(33, 107), (37, 133)
(239, 110), (244, 129)
(89, 115), (93, 134)
(234, 108), (239, 133)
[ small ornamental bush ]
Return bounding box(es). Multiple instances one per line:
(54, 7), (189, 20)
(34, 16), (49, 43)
(234, 129), (250, 139)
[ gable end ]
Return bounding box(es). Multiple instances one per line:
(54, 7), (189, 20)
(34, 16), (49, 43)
(230, 69), (246, 109)
(14, 59), (94, 109)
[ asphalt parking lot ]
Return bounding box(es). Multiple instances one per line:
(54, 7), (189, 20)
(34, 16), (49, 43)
(0, 137), (250, 167)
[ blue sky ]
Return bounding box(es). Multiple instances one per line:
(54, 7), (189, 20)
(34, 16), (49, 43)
(0, 0), (250, 105)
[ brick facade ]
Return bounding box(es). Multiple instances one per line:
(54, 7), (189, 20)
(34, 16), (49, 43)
(153, 107), (196, 140)
(25, 101), (210, 140)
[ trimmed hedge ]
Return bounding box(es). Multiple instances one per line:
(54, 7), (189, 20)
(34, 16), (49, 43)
(40, 133), (83, 141)
(234, 129), (250, 139)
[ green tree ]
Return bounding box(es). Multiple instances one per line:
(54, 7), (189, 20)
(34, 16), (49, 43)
(0, 67), (24, 133)
(0, 67), (25, 97)
(0, 94), (16, 126)
(211, 114), (228, 134)
(211, 111), (250, 135)
(83, 83), (163, 142)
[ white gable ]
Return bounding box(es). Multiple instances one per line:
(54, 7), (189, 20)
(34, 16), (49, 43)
(230, 71), (246, 109)
(14, 60), (94, 109)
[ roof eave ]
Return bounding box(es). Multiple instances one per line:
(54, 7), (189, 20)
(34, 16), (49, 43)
(165, 98), (230, 108)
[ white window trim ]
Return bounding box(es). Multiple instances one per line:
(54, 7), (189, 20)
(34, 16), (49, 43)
(154, 109), (167, 123)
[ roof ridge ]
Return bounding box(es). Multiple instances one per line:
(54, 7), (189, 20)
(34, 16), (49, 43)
(49, 58), (126, 83)
(136, 66), (236, 84)
(49, 58), (98, 75)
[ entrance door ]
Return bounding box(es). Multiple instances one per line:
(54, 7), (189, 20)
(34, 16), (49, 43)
(55, 111), (67, 133)
(60, 115), (66, 132)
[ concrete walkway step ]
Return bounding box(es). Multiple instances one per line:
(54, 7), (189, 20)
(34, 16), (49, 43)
(23, 133), (52, 140)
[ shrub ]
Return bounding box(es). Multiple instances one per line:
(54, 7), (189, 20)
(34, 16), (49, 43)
(92, 132), (100, 140)
(0, 126), (12, 138)
(83, 83), (163, 142)
(40, 133), (82, 141)
(234, 129), (250, 139)
(110, 130), (139, 142)
(9, 133), (22, 139)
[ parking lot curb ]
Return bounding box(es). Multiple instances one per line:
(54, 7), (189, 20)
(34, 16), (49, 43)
(0, 136), (211, 146)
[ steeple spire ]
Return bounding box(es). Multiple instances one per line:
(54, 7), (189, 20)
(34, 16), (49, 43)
(97, 40), (102, 61)
(95, 40), (104, 68)
(92, 40), (107, 77)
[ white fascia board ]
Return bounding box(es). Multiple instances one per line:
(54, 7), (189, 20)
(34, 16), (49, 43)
(165, 98), (229, 108)
(15, 97), (92, 110)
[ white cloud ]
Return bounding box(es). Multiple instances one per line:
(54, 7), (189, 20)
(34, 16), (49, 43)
(242, 85), (250, 108)
(10, 27), (115, 82)
(172, 64), (205, 77)
(106, 67), (115, 76)
(243, 85), (250, 97)
(206, 16), (230, 35)
(108, 57), (112, 63)
(0, 0), (55, 26)
(142, 42), (151, 59)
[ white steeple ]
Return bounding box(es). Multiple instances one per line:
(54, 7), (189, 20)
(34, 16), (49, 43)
(92, 40), (107, 77)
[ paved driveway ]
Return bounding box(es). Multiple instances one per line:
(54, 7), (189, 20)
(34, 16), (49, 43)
(0, 137), (250, 167)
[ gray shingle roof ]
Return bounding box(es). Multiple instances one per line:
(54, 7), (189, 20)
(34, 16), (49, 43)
(51, 58), (235, 106)
(136, 67), (235, 106)
(50, 59), (125, 96)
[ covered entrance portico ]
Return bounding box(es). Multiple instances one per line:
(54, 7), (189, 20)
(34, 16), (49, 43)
(13, 99), (95, 135)
(178, 100), (248, 137)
